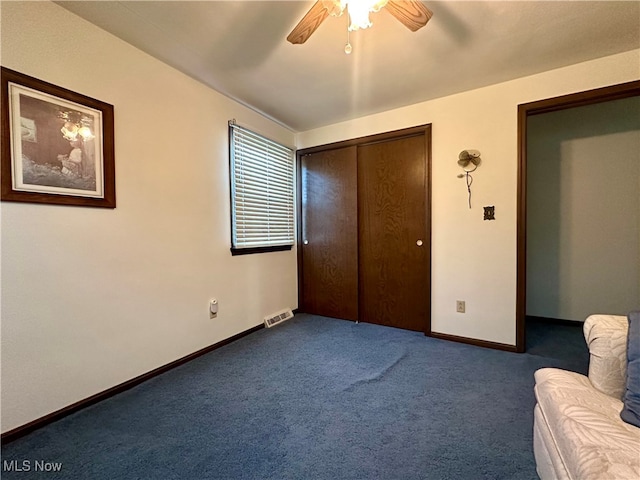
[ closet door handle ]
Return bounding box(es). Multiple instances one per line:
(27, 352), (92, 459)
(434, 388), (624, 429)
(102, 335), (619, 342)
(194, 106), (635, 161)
(416, 239), (423, 247)
(303, 240), (309, 245)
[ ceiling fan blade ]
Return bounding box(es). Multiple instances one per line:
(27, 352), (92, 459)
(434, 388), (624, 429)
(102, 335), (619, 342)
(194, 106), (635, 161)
(287, 1), (330, 45)
(385, 0), (433, 32)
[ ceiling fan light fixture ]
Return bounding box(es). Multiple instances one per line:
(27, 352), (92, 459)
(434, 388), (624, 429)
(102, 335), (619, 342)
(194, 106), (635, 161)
(369, 0), (389, 13)
(345, 0), (389, 31)
(322, 0), (345, 17)
(287, 0), (431, 45)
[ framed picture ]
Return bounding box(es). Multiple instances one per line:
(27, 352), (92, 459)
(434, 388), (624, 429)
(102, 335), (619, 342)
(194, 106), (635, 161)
(1, 67), (115, 208)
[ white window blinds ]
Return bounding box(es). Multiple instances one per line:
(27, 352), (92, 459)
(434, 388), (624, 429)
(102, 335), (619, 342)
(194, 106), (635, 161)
(230, 122), (295, 250)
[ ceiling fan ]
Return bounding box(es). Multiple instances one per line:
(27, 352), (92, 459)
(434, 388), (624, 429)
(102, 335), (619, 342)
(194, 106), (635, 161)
(287, 0), (433, 45)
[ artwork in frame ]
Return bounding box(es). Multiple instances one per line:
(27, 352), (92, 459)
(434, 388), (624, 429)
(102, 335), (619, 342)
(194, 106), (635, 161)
(1, 67), (115, 208)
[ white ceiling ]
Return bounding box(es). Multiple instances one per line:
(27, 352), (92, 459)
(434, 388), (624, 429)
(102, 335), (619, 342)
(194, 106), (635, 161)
(56, 1), (640, 132)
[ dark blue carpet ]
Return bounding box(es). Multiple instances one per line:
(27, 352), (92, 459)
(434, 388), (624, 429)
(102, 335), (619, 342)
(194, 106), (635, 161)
(1, 314), (587, 479)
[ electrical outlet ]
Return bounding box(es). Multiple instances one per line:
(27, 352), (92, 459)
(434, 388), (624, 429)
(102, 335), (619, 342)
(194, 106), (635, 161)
(456, 300), (466, 313)
(209, 299), (218, 318)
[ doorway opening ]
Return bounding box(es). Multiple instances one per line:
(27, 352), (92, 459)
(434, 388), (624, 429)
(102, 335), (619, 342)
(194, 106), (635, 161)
(516, 80), (640, 352)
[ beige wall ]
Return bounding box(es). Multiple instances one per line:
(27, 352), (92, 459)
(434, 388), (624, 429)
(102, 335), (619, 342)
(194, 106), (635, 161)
(527, 97), (640, 321)
(1, 1), (297, 432)
(297, 49), (640, 346)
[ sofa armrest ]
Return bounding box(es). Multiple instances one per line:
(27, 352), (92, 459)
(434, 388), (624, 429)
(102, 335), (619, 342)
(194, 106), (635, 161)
(583, 314), (628, 399)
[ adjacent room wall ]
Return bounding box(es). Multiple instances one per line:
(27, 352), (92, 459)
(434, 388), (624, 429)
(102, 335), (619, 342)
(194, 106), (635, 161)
(297, 49), (640, 346)
(526, 97), (640, 322)
(1, 1), (297, 433)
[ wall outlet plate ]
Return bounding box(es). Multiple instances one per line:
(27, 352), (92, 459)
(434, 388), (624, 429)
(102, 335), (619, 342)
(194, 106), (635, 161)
(456, 300), (466, 313)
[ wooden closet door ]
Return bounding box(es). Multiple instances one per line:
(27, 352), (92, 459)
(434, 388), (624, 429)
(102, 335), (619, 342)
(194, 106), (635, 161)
(300, 147), (358, 321)
(358, 134), (429, 332)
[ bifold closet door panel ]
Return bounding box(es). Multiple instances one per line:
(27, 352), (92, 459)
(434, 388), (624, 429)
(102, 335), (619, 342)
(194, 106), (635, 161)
(358, 135), (429, 332)
(300, 147), (358, 321)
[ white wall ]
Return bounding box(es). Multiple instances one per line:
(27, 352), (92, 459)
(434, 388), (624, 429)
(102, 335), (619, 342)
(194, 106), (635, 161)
(0, 1), (297, 433)
(297, 49), (640, 346)
(527, 97), (640, 321)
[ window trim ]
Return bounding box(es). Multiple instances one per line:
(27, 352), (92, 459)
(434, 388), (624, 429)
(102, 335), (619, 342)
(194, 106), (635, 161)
(228, 121), (295, 256)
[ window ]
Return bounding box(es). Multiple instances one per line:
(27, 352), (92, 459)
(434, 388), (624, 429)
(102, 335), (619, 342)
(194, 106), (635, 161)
(229, 121), (295, 255)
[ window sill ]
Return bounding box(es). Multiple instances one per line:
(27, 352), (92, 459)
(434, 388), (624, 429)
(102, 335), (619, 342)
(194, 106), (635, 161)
(230, 245), (293, 256)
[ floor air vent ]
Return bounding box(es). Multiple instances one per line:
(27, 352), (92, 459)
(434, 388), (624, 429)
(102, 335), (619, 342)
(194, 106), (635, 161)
(264, 309), (294, 328)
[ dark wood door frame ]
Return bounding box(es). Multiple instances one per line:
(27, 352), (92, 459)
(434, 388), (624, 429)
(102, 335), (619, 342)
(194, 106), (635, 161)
(296, 124), (432, 335)
(516, 79), (640, 352)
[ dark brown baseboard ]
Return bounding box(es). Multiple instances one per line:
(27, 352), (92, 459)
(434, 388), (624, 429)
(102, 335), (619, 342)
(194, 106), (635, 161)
(526, 315), (583, 327)
(429, 331), (518, 353)
(1, 323), (265, 445)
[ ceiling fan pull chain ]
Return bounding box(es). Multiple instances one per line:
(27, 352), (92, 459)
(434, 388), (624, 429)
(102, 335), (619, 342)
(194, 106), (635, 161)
(345, 10), (352, 54)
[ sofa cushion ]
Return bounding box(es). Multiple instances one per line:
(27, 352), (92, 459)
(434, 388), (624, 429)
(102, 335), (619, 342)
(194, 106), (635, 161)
(535, 368), (640, 480)
(584, 314), (628, 399)
(534, 404), (571, 480)
(621, 311), (640, 428)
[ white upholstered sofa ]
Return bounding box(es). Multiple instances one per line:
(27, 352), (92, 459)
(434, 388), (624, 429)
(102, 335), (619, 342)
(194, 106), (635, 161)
(533, 314), (640, 479)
